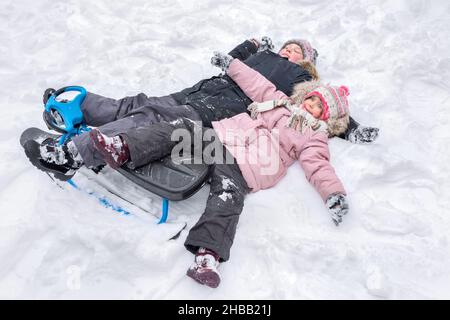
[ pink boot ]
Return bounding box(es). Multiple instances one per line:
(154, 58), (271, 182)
(89, 129), (130, 169)
(186, 247), (221, 288)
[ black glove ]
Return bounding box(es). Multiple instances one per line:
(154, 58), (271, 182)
(326, 193), (349, 226)
(211, 52), (234, 72)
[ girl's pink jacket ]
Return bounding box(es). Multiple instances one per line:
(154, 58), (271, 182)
(211, 59), (346, 202)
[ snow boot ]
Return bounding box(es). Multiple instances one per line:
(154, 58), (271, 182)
(89, 129), (130, 169)
(23, 137), (83, 181)
(186, 247), (221, 288)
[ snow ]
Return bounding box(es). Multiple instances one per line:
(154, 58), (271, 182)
(39, 144), (67, 165)
(1, 0), (450, 299)
(221, 177), (236, 190)
(218, 178), (236, 202)
(218, 192), (232, 202)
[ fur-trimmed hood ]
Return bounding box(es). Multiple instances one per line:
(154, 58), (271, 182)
(297, 60), (320, 81)
(290, 81), (350, 138)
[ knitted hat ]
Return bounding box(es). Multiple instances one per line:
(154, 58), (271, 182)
(280, 39), (319, 65)
(304, 85), (349, 120)
(302, 84), (350, 137)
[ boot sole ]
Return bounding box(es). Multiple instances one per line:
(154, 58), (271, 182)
(23, 140), (74, 181)
(186, 268), (221, 288)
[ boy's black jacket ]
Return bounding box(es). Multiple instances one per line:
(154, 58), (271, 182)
(172, 40), (312, 127)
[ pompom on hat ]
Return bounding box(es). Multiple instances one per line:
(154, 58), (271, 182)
(280, 39), (319, 66)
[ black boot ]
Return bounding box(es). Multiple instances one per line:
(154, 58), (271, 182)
(23, 137), (83, 181)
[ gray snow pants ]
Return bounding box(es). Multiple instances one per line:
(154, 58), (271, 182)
(72, 92), (201, 168)
(73, 91), (250, 262)
(184, 144), (250, 262)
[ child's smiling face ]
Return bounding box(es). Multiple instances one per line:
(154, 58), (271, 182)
(279, 44), (304, 63)
(303, 95), (323, 119)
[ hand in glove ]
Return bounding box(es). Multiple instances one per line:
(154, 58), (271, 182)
(326, 193), (349, 226)
(257, 36), (274, 52)
(211, 52), (234, 72)
(347, 125), (380, 144)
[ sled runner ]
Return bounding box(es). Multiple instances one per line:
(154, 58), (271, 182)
(21, 86), (212, 224)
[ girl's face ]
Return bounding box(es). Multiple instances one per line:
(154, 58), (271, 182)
(303, 95), (323, 119)
(279, 44), (304, 63)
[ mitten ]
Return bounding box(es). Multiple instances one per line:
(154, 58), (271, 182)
(211, 52), (234, 72)
(257, 36), (274, 52)
(326, 193), (349, 226)
(347, 125), (380, 144)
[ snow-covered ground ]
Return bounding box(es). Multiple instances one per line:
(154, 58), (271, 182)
(1, 0), (449, 299)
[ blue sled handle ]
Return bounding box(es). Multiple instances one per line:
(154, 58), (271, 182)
(45, 86), (87, 110)
(45, 86), (87, 134)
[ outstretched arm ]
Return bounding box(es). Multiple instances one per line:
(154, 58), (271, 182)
(228, 37), (274, 61)
(337, 116), (380, 144)
(298, 133), (346, 202)
(228, 40), (259, 61)
(226, 59), (288, 102)
(298, 133), (349, 225)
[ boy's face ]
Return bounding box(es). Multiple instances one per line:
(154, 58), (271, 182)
(279, 44), (304, 63)
(303, 96), (323, 119)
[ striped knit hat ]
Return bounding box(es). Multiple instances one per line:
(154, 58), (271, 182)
(303, 85), (349, 121)
(303, 85), (350, 137)
(280, 39), (319, 65)
(289, 81), (351, 137)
